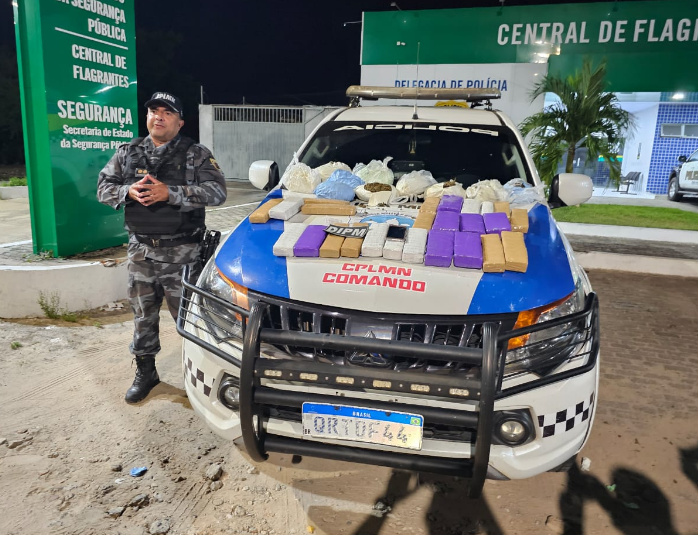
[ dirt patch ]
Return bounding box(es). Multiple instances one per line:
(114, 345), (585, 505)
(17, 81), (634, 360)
(0, 164), (26, 180)
(4, 300), (133, 328)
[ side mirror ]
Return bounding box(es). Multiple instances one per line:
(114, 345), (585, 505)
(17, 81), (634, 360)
(678, 155), (688, 163)
(548, 173), (593, 208)
(248, 160), (280, 191)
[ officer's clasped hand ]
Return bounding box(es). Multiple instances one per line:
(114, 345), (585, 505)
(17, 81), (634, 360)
(128, 175), (170, 206)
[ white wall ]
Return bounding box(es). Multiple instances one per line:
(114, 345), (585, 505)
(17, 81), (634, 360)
(360, 63), (547, 127)
(621, 103), (659, 192)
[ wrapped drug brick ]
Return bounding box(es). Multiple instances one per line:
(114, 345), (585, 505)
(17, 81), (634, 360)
(341, 237), (363, 258)
(480, 201), (494, 214)
(361, 223), (390, 257)
(510, 208), (529, 233)
(301, 202), (356, 216)
(413, 210), (436, 230)
(460, 199), (482, 214)
(268, 198), (303, 221)
(320, 234), (345, 258)
(437, 195), (464, 213)
(432, 210), (460, 232)
(494, 201), (511, 217)
(402, 227), (428, 264)
(481, 234), (506, 273)
(293, 225), (327, 257)
(501, 231), (528, 273)
(421, 197), (440, 213)
(459, 213), (485, 235)
(272, 223), (306, 257)
(453, 232), (483, 269)
(425, 229), (455, 267)
(483, 212), (511, 235)
(249, 198), (284, 223)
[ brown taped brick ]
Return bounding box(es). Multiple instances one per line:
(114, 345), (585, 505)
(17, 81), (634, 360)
(320, 234), (344, 258)
(481, 234), (505, 273)
(249, 198), (284, 224)
(510, 208), (529, 233)
(501, 231), (528, 273)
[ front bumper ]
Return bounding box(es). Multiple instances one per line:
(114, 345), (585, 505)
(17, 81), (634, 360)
(177, 268), (600, 497)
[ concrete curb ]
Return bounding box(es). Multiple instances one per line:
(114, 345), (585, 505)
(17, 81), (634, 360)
(575, 252), (698, 278)
(0, 186), (28, 200)
(0, 260), (128, 318)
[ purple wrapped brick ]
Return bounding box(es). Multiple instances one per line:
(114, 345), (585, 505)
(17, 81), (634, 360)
(425, 230), (455, 267)
(459, 213), (485, 234)
(454, 232), (483, 269)
(432, 211), (460, 232)
(483, 212), (511, 235)
(293, 225), (326, 257)
(438, 195), (464, 213)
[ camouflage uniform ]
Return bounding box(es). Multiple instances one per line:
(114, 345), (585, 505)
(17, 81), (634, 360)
(97, 134), (226, 358)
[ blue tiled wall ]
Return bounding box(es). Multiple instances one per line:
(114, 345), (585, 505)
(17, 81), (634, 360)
(646, 104), (698, 194)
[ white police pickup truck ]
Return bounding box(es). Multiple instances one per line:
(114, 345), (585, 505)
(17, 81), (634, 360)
(177, 87), (598, 497)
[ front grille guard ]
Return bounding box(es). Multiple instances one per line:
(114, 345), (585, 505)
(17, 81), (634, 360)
(176, 266), (599, 498)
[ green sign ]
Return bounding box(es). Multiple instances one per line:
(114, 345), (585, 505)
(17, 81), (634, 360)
(362, 0), (698, 92)
(14, 0), (137, 257)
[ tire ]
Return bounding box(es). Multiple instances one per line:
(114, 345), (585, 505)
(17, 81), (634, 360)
(668, 177), (683, 202)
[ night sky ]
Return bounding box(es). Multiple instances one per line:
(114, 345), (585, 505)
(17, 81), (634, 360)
(1, 0), (642, 107)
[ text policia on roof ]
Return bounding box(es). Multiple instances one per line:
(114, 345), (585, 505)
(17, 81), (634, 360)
(497, 19), (698, 46)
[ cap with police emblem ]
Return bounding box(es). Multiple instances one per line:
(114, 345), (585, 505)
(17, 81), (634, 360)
(144, 91), (184, 118)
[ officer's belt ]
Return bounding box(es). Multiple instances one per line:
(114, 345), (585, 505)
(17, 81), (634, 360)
(134, 234), (201, 248)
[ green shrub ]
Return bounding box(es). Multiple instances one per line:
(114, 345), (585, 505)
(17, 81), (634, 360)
(0, 177), (27, 187)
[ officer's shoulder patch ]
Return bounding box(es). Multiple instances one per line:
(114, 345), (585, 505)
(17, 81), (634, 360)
(209, 157), (221, 171)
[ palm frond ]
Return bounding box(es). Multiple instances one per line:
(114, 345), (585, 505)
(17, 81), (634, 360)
(519, 56), (634, 186)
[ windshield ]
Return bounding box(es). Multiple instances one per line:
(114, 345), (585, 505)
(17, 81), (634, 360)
(298, 121), (532, 187)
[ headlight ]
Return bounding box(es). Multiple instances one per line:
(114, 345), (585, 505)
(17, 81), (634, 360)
(505, 278), (586, 376)
(196, 261), (248, 341)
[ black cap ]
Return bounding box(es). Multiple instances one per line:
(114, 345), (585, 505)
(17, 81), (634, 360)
(144, 91), (184, 118)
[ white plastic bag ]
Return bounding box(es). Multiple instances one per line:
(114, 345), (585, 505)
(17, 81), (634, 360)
(503, 178), (546, 206)
(354, 157), (395, 185)
(464, 179), (508, 202)
(314, 161), (351, 182)
(280, 163), (321, 194)
(424, 181), (467, 199)
(395, 170), (437, 196)
(355, 183), (396, 202)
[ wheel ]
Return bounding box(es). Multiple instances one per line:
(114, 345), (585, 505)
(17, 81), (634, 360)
(668, 177), (683, 202)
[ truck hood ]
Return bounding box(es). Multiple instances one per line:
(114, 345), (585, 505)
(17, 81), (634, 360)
(215, 192), (576, 315)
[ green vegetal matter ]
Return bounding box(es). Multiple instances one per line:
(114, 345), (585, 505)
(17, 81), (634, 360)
(520, 58), (633, 185)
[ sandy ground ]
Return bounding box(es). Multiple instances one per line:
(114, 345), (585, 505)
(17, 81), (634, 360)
(1, 272), (698, 535)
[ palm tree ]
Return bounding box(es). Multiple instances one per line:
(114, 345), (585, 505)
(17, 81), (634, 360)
(519, 58), (633, 185)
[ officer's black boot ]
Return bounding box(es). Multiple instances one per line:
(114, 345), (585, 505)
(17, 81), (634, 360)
(125, 355), (160, 404)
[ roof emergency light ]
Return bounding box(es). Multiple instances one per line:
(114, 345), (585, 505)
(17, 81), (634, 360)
(346, 85), (501, 103)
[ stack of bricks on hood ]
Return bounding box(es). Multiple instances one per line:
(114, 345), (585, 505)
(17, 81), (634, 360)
(250, 195), (529, 273)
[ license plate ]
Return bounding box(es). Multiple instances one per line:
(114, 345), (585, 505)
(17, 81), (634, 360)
(302, 403), (423, 450)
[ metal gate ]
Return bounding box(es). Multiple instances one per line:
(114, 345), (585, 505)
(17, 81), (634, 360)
(199, 105), (340, 180)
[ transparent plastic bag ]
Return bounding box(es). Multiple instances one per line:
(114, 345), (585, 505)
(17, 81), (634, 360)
(464, 179), (508, 202)
(395, 170), (437, 196)
(424, 181), (467, 199)
(280, 163), (321, 194)
(354, 157), (395, 185)
(314, 161), (351, 182)
(355, 183), (396, 202)
(504, 178), (546, 206)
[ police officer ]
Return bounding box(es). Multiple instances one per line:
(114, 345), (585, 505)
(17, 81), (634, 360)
(97, 91), (227, 404)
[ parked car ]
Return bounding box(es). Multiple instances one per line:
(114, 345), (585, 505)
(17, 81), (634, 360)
(668, 149), (698, 201)
(177, 86), (598, 497)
